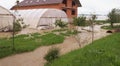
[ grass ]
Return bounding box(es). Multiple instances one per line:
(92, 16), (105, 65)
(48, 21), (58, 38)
(52, 28), (68, 32)
(0, 28), (78, 59)
(0, 33), (64, 58)
(101, 25), (120, 30)
(52, 28), (79, 37)
(95, 20), (108, 25)
(60, 30), (78, 36)
(45, 33), (120, 66)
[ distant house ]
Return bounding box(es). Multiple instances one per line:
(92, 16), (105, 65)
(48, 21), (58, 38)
(11, 0), (82, 18)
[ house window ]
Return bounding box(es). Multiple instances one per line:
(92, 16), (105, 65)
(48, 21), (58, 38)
(72, 1), (76, 6)
(62, 0), (67, 6)
(72, 10), (75, 15)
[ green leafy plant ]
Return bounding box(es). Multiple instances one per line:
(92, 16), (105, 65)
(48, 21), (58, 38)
(73, 16), (86, 26)
(44, 48), (60, 62)
(55, 19), (67, 28)
(13, 20), (22, 31)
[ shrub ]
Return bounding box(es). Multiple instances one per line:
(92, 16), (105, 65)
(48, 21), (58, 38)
(44, 48), (60, 62)
(55, 19), (67, 28)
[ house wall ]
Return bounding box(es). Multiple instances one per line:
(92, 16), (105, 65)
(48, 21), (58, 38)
(11, 0), (78, 18)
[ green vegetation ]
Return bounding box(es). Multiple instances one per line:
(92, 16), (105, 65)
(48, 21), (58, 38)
(55, 19), (67, 28)
(101, 25), (120, 30)
(40, 33), (64, 45)
(14, 20), (22, 31)
(0, 33), (64, 58)
(107, 8), (120, 28)
(52, 28), (79, 37)
(73, 16), (86, 26)
(95, 20), (108, 25)
(91, 14), (97, 21)
(45, 33), (120, 66)
(44, 48), (60, 63)
(0, 27), (79, 59)
(52, 28), (68, 32)
(60, 30), (79, 36)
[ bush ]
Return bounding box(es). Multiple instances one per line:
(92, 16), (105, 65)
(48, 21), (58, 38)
(44, 48), (60, 62)
(55, 19), (67, 28)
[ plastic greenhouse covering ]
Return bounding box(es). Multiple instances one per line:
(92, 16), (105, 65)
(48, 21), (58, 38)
(0, 6), (14, 31)
(17, 9), (68, 29)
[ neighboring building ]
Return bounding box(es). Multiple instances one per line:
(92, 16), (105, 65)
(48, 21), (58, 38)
(0, 6), (14, 32)
(11, 0), (82, 18)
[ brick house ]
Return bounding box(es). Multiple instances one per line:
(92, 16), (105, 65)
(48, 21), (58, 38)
(11, 0), (82, 18)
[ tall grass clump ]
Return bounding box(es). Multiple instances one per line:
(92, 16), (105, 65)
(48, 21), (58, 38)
(44, 48), (60, 63)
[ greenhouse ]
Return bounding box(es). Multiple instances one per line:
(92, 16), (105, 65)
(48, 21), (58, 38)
(0, 6), (14, 32)
(17, 9), (68, 29)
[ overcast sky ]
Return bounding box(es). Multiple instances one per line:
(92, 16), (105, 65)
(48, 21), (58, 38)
(0, 0), (120, 15)
(78, 0), (120, 15)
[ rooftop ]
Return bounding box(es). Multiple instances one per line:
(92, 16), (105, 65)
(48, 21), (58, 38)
(14, 0), (81, 7)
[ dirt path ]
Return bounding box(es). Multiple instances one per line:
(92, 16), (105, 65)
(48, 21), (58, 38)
(0, 28), (109, 66)
(0, 36), (78, 66)
(0, 32), (12, 38)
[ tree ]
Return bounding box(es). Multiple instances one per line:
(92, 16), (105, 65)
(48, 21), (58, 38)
(89, 14), (97, 44)
(91, 14), (97, 22)
(72, 16), (86, 47)
(73, 16), (86, 26)
(14, 19), (22, 32)
(108, 8), (120, 28)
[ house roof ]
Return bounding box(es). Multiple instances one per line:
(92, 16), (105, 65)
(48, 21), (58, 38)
(13, 0), (81, 7)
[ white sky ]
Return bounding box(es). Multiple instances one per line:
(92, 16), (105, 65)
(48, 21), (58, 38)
(0, 0), (120, 15)
(78, 0), (120, 15)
